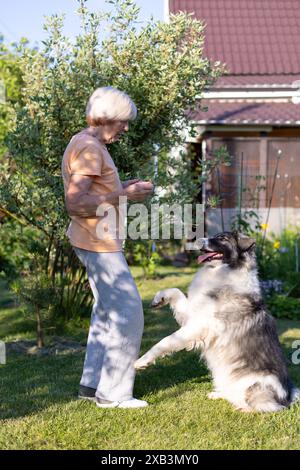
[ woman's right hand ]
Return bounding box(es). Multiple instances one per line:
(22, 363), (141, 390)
(124, 181), (154, 201)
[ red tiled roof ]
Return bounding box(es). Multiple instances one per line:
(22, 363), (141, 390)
(189, 100), (300, 125)
(169, 0), (300, 75)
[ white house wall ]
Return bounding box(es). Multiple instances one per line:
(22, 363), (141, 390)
(206, 207), (300, 236)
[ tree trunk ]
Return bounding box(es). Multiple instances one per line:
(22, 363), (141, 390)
(36, 307), (44, 348)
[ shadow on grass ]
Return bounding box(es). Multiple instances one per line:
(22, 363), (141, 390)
(0, 325), (298, 420)
(134, 303), (211, 400)
(0, 276), (208, 420)
(0, 351), (84, 420)
(0, 349), (209, 421)
(134, 350), (210, 399)
(1, 277), (298, 421)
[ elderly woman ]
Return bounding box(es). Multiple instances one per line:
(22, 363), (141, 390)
(62, 87), (153, 408)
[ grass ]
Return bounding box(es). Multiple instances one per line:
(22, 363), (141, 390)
(0, 267), (299, 450)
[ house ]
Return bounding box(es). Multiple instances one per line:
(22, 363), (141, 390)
(166, 0), (300, 235)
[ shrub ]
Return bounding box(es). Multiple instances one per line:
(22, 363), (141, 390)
(256, 228), (300, 280)
(267, 295), (300, 321)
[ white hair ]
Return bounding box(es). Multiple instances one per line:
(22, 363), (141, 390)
(86, 86), (137, 124)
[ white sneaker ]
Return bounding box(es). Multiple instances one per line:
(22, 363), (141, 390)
(96, 397), (148, 409)
(118, 398), (148, 409)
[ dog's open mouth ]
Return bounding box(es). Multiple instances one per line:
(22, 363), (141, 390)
(197, 250), (223, 264)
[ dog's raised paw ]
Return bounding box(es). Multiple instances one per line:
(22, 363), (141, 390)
(151, 291), (166, 309)
(151, 299), (165, 308)
(134, 357), (151, 370)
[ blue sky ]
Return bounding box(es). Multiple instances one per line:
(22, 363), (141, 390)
(0, 0), (165, 46)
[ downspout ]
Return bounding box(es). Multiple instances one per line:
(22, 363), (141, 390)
(201, 139), (207, 236)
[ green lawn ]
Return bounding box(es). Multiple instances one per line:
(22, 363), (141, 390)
(0, 268), (299, 450)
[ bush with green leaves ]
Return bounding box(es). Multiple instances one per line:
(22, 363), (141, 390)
(284, 272), (300, 299)
(0, 219), (42, 279)
(255, 227), (300, 280)
(0, 0), (224, 321)
(0, 35), (25, 159)
(127, 240), (161, 278)
(267, 295), (300, 321)
(255, 228), (300, 319)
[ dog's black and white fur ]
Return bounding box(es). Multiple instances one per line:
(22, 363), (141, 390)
(135, 231), (299, 412)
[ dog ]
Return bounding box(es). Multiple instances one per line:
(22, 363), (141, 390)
(135, 231), (299, 412)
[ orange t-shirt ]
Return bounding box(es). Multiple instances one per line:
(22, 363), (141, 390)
(61, 130), (125, 252)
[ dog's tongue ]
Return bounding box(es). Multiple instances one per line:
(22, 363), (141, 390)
(197, 252), (219, 264)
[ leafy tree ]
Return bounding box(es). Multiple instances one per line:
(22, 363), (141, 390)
(0, 35), (26, 158)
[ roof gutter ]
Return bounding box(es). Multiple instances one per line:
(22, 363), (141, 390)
(201, 89), (300, 103)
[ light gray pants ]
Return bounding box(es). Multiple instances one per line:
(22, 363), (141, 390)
(74, 247), (144, 402)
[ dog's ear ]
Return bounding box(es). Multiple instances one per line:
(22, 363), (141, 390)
(237, 236), (256, 252)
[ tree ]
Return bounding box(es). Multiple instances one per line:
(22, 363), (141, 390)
(0, 35), (25, 158)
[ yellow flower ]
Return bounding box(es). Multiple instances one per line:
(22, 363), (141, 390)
(261, 223), (269, 230)
(273, 241), (280, 250)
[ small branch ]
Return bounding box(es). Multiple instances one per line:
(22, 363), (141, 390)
(0, 206), (27, 226)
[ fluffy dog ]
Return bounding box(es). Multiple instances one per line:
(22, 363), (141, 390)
(135, 231), (299, 412)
